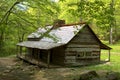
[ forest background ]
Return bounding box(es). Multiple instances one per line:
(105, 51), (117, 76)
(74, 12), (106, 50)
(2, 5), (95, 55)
(0, 0), (120, 57)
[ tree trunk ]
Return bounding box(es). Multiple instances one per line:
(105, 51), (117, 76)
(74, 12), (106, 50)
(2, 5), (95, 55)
(109, 27), (113, 44)
(0, 31), (4, 49)
(0, 1), (20, 49)
(109, 0), (115, 44)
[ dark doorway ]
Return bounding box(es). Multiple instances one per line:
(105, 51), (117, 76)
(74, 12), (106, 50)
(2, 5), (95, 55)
(40, 50), (46, 59)
(50, 50), (53, 62)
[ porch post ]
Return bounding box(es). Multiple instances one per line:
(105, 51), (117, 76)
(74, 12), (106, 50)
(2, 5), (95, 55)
(20, 46), (22, 56)
(37, 50), (40, 65)
(99, 49), (101, 62)
(47, 50), (50, 68)
(108, 50), (111, 62)
(16, 45), (19, 57)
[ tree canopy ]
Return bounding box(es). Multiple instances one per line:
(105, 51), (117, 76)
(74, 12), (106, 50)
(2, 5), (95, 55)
(0, 0), (120, 56)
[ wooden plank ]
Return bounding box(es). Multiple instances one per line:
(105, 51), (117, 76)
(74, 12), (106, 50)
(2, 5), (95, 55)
(92, 51), (100, 57)
(108, 50), (111, 62)
(17, 54), (62, 68)
(65, 56), (76, 60)
(76, 56), (99, 59)
(65, 59), (76, 63)
(68, 42), (99, 45)
(99, 50), (101, 61)
(67, 44), (100, 48)
(65, 53), (76, 56)
(19, 46), (22, 55)
(47, 50), (50, 68)
(71, 39), (98, 43)
(75, 34), (95, 39)
(70, 26), (99, 44)
(65, 48), (100, 52)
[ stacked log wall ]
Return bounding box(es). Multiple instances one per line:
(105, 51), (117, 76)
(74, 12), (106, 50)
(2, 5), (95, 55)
(65, 26), (101, 66)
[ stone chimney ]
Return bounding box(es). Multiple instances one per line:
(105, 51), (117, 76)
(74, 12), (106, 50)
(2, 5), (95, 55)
(53, 19), (65, 27)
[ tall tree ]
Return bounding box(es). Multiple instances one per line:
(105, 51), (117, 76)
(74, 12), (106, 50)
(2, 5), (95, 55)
(0, 0), (59, 55)
(109, 0), (115, 44)
(58, 0), (119, 44)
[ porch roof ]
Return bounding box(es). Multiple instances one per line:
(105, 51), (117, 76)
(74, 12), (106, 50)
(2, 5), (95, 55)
(17, 41), (65, 50)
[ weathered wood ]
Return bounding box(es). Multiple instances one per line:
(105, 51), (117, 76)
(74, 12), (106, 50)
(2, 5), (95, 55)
(99, 50), (101, 61)
(65, 48), (100, 52)
(17, 54), (61, 68)
(66, 44), (100, 48)
(39, 50), (48, 62)
(65, 53), (76, 56)
(75, 34), (95, 39)
(68, 42), (99, 45)
(69, 26), (99, 44)
(47, 50), (50, 68)
(76, 56), (99, 59)
(16, 24), (111, 67)
(19, 46), (22, 56)
(16, 46), (19, 56)
(65, 56), (76, 60)
(92, 51), (100, 57)
(65, 59), (76, 63)
(108, 50), (111, 61)
(37, 50), (40, 65)
(28, 38), (40, 41)
(71, 39), (98, 43)
(50, 46), (65, 65)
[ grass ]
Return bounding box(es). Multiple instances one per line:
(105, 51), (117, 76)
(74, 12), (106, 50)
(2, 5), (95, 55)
(63, 43), (120, 80)
(80, 41), (120, 72)
(43, 41), (120, 80)
(0, 41), (120, 80)
(1, 41), (120, 71)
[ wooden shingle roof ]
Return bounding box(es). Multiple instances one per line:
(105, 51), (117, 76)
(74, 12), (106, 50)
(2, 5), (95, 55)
(17, 23), (111, 50)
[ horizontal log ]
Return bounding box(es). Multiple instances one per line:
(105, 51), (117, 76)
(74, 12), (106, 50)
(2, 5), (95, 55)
(71, 39), (98, 43)
(65, 48), (100, 52)
(68, 42), (99, 45)
(66, 44), (100, 48)
(65, 56), (76, 60)
(65, 53), (76, 56)
(65, 59), (76, 63)
(75, 34), (94, 38)
(76, 56), (99, 59)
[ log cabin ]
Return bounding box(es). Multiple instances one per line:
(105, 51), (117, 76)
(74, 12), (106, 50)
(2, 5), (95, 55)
(17, 20), (111, 68)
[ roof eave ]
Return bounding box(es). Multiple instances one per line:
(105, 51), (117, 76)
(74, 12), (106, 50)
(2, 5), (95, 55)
(100, 43), (112, 50)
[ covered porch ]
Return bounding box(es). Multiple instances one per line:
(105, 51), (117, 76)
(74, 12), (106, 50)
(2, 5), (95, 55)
(16, 41), (65, 68)
(100, 43), (112, 62)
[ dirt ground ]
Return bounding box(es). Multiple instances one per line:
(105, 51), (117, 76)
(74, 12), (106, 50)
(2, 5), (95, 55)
(0, 57), (87, 80)
(0, 57), (47, 80)
(0, 57), (118, 80)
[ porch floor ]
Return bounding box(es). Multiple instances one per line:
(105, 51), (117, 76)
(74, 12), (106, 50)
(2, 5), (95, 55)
(16, 54), (109, 68)
(17, 54), (62, 68)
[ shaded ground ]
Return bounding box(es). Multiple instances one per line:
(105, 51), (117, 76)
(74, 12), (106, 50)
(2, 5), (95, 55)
(0, 58), (35, 80)
(0, 57), (120, 80)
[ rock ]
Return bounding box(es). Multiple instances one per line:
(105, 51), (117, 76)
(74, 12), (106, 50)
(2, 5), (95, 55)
(73, 71), (119, 80)
(79, 71), (99, 80)
(106, 71), (118, 80)
(91, 77), (100, 80)
(99, 77), (108, 80)
(88, 71), (99, 77)
(3, 69), (11, 73)
(79, 73), (90, 80)
(6, 66), (12, 69)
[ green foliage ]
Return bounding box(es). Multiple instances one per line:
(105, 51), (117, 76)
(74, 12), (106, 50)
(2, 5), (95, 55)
(0, 0), (59, 56)
(0, 0), (120, 57)
(58, 0), (120, 43)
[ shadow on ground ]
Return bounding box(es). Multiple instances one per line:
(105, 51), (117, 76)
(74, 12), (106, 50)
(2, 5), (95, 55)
(0, 57), (120, 80)
(0, 58), (35, 80)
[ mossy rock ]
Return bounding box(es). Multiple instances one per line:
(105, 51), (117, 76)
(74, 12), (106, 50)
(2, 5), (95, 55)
(79, 71), (99, 80)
